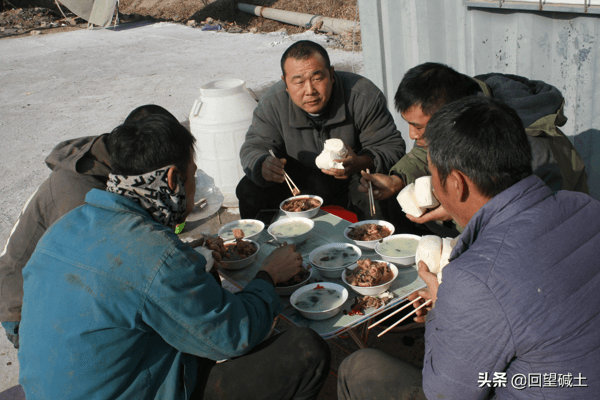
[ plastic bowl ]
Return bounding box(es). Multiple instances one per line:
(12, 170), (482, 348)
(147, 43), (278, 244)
(219, 239), (259, 270)
(267, 217), (314, 246)
(374, 234), (421, 267)
(279, 195), (323, 219)
(290, 282), (348, 320)
(275, 265), (314, 296)
(218, 219), (265, 241)
(309, 243), (362, 279)
(342, 260), (398, 296)
(343, 220), (395, 250)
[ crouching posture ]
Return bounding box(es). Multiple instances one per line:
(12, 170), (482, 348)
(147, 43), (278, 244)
(18, 115), (330, 400)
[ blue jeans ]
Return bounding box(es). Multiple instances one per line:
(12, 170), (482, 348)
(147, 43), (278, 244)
(2, 320), (19, 349)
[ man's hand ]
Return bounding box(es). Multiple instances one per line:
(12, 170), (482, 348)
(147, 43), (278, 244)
(407, 260), (439, 323)
(406, 204), (453, 224)
(259, 243), (303, 285)
(358, 171), (405, 201)
(321, 145), (373, 180)
(262, 155), (287, 183)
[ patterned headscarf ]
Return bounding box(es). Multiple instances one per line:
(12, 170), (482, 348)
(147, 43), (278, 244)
(106, 166), (187, 230)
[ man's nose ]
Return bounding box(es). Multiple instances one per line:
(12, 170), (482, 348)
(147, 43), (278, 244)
(408, 126), (421, 140)
(305, 80), (317, 94)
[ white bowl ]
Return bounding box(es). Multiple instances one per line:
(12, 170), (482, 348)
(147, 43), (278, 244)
(219, 239), (259, 270)
(309, 243), (362, 279)
(343, 220), (395, 250)
(218, 219), (265, 241)
(290, 282), (348, 320)
(275, 265), (314, 296)
(374, 234), (421, 267)
(267, 217), (314, 246)
(342, 260), (398, 296)
(279, 195), (323, 219)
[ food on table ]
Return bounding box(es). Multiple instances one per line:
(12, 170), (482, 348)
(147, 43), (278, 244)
(282, 197), (321, 212)
(345, 259), (394, 287)
(294, 287), (345, 312)
(222, 239), (257, 261)
(396, 176), (439, 218)
(276, 267), (310, 287)
(312, 246), (359, 268)
(377, 237), (419, 257)
(220, 221), (263, 240)
(315, 138), (348, 170)
(232, 229), (244, 239)
(347, 223), (392, 241)
(270, 220), (312, 238)
(345, 293), (394, 315)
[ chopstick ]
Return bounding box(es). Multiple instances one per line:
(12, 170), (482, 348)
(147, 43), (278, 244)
(368, 296), (421, 330)
(268, 149), (300, 196)
(377, 299), (432, 337)
(366, 168), (376, 216)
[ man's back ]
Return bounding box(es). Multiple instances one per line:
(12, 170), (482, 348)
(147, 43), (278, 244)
(425, 176), (600, 399)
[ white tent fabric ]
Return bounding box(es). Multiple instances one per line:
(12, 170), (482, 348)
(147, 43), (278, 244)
(58, 0), (118, 27)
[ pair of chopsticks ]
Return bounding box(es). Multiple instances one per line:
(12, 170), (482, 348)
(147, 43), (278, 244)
(268, 150), (300, 196)
(366, 168), (376, 216)
(368, 295), (432, 337)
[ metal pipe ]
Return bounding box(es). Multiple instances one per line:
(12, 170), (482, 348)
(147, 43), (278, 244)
(237, 3), (358, 35)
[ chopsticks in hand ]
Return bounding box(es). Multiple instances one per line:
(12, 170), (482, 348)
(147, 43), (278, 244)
(377, 299), (432, 337)
(366, 168), (376, 216)
(268, 149), (300, 196)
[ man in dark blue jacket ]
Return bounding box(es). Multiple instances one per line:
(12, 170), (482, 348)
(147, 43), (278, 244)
(338, 96), (600, 399)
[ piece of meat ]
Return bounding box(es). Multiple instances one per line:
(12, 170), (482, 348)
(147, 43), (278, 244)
(232, 229), (244, 239)
(347, 223), (392, 241)
(282, 197), (321, 212)
(346, 259), (393, 287)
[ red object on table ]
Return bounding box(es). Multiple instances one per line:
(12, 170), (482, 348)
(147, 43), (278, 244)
(321, 205), (358, 223)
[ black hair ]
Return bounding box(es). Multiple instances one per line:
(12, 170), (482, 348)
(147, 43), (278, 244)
(108, 114), (196, 178)
(280, 40), (331, 77)
(394, 62), (482, 115)
(424, 96), (533, 198)
(124, 104), (178, 125)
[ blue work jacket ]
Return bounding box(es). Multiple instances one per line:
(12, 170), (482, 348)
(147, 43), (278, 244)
(19, 189), (282, 399)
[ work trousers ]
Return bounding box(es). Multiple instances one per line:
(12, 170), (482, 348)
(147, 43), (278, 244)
(192, 327), (331, 400)
(236, 158), (388, 222)
(337, 348), (426, 400)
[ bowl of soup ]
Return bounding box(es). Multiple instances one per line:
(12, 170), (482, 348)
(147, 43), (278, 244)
(374, 234), (421, 267)
(267, 217), (314, 246)
(279, 195), (323, 219)
(343, 220), (395, 250)
(290, 282), (348, 320)
(218, 219), (265, 241)
(309, 243), (362, 278)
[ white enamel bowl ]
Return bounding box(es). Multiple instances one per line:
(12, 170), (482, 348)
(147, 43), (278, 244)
(343, 220), (395, 250)
(275, 266), (314, 296)
(309, 243), (362, 279)
(342, 261), (398, 296)
(219, 239), (259, 270)
(374, 234), (421, 267)
(218, 219), (265, 241)
(279, 195), (323, 219)
(290, 282), (348, 320)
(267, 217), (314, 246)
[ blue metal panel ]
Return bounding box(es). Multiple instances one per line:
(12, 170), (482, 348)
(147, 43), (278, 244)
(358, 0), (600, 198)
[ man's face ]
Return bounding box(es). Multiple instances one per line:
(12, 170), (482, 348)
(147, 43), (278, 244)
(183, 156), (197, 218)
(401, 105), (431, 148)
(282, 54), (334, 114)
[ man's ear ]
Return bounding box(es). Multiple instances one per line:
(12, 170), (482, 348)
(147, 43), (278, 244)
(449, 170), (470, 202)
(167, 166), (179, 191)
(282, 75), (288, 93)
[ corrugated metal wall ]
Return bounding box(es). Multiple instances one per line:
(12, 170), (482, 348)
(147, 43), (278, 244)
(358, 0), (600, 199)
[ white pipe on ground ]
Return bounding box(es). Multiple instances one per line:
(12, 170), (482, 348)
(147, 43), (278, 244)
(237, 3), (358, 35)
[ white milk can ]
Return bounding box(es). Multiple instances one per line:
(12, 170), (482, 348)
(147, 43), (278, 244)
(189, 79), (258, 207)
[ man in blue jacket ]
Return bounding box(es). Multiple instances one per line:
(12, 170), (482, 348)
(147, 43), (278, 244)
(19, 115), (331, 399)
(338, 96), (600, 399)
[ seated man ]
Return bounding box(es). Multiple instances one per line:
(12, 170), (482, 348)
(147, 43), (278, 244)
(236, 40), (406, 221)
(18, 115), (330, 399)
(360, 63), (588, 232)
(0, 104), (178, 348)
(338, 96), (600, 399)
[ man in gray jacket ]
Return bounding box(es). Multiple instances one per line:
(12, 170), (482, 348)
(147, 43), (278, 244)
(236, 40), (406, 220)
(338, 96), (600, 399)
(0, 105), (177, 348)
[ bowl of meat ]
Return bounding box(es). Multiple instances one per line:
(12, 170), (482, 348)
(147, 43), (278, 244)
(374, 234), (421, 267)
(268, 217), (314, 246)
(343, 220), (395, 250)
(290, 282), (349, 320)
(280, 195), (323, 219)
(309, 243), (362, 279)
(275, 264), (314, 296)
(219, 239), (260, 270)
(342, 259), (398, 296)
(218, 219), (265, 242)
